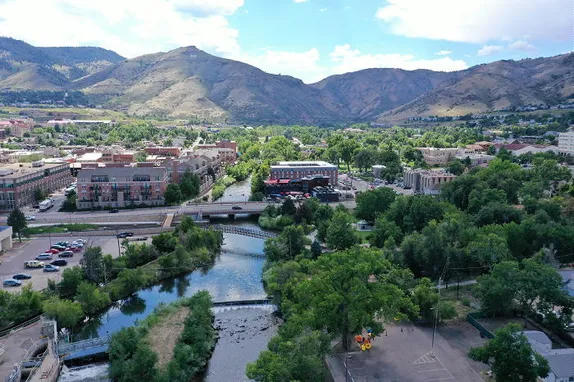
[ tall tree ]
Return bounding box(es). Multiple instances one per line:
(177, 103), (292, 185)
(355, 187), (397, 224)
(80, 247), (105, 284)
(297, 247), (418, 350)
(7, 207), (27, 242)
(326, 211), (357, 250)
(469, 324), (549, 382)
(339, 139), (360, 172)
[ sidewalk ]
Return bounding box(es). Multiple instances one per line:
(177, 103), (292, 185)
(0, 320), (43, 379)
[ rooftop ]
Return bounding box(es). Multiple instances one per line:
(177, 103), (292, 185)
(0, 162), (66, 179)
(272, 161), (336, 168)
(77, 166), (167, 179)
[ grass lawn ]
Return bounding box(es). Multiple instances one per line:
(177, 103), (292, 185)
(355, 230), (372, 243)
(24, 224), (100, 235)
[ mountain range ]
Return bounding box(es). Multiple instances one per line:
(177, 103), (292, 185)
(1, 37), (573, 124)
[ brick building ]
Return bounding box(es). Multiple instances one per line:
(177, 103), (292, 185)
(0, 120), (32, 137)
(144, 146), (182, 157)
(270, 161), (338, 184)
(196, 140), (237, 164)
(0, 161), (72, 211)
(76, 167), (168, 209)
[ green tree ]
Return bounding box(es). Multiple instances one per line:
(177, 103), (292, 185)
(152, 232), (178, 254)
(264, 225), (307, 262)
(370, 217), (403, 248)
(80, 247), (104, 284)
(339, 139), (360, 172)
(33, 188), (45, 202)
(7, 207), (27, 242)
(179, 170), (200, 199)
(326, 211), (357, 250)
(469, 324), (549, 382)
(58, 266), (85, 297)
(76, 282), (111, 316)
(42, 297), (84, 328)
(355, 187), (397, 224)
(281, 198), (297, 216)
(297, 247), (418, 350)
(446, 159), (465, 176)
(411, 278), (457, 322)
(164, 184), (183, 205)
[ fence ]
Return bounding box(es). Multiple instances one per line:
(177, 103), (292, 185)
(466, 312), (494, 339)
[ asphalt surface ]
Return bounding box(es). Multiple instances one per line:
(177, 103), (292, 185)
(0, 235), (150, 292)
(332, 324), (483, 382)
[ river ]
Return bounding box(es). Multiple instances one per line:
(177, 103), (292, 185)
(59, 178), (278, 381)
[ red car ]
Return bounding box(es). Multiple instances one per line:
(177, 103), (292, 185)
(66, 247), (81, 253)
(45, 249), (60, 254)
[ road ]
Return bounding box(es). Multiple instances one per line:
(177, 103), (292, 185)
(0, 200), (358, 225)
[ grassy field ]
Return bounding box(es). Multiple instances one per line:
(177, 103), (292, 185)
(24, 224), (100, 235)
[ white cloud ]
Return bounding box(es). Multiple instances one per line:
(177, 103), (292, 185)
(376, 0), (572, 43)
(293, 0), (308, 2)
(236, 48), (324, 83)
(0, 0), (242, 58)
(320, 8), (327, 12)
(329, 44), (468, 76)
(477, 45), (504, 56)
(435, 50), (452, 55)
(508, 40), (537, 52)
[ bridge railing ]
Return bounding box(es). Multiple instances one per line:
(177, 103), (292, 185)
(57, 336), (110, 355)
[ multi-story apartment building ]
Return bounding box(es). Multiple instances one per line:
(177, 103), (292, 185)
(0, 120), (32, 137)
(76, 167), (168, 209)
(196, 140), (237, 164)
(403, 168), (457, 195)
(270, 161), (338, 185)
(0, 161), (72, 211)
(558, 130), (574, 155)
(164, 152), (223, 195)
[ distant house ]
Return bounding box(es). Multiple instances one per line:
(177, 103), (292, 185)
(522, 331), (574, 382)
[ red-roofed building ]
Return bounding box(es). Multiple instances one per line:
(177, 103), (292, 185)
(0, 120), (32, 137)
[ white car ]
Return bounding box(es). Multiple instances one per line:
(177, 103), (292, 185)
(25, 215), (36, 221)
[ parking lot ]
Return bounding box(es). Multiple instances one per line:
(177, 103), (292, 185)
(0, 234), (146, 292)
(336, 323), (483, 381)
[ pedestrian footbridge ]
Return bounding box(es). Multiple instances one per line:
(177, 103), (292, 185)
(205, 224), (276, 240)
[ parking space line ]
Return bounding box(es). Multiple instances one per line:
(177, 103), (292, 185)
(425, 377), (455, 381)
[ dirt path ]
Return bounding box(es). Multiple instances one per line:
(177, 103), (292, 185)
(146, 306), (189, 370)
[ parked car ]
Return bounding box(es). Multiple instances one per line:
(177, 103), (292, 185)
(50, 259), (67, 266)
(45, 249), (60, 254)
(74, 239), (87, 245)
(50, 245), (66, 251)
(109, 208), (119, 213)
(66, 247), (81, 253)
(232, 205), (243, 210)
(55, 241), (69, 247)
(36, 253), (53, 261)
(58, 251), (74, 258)
(24, 260), (44, 268)
(12, 273), (32, 280)
(25, 215), (36, 221)
(3, 279), (22, 287)
(116, 231), (134, 238)
(43, 265), (59, 272)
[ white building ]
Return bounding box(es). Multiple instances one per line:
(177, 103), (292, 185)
(558, 131), (574, 155)
(403, 169), (457, 195)
(522, 331), (574, 382)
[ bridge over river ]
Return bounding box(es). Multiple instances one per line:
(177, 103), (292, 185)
(206, 224), (277, 239)
(56, 298), (273, 361)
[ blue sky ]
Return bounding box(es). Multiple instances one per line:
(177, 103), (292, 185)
(0, 0), (572, 83)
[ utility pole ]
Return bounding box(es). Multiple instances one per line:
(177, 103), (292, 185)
(116, 230), (121, 257)
(432, 258), (449, 349)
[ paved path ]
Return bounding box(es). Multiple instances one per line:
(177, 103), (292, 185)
(0, 320), (43, 379)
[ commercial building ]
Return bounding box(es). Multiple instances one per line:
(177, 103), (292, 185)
(0, 161), (72, 211)
(0, 120), (32, 137)
(163, 152), (223, 195)
(270, 161), (338, 184)
(76, 167), (168, 209)
(522, 331), (574, 382)
(264, 176), (330, 195)
(144, 146), (182, 157)
(455, 153), (495, 167)
(0, 226), (12, 251)
(403, 169), (457, 195)
(418, 148), (459, 165)
(558, 130), (574, 155)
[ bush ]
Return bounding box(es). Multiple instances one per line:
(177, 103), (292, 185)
(462, 297), (471, 307)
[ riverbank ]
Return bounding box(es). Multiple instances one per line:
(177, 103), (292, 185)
(109, 291), (217, 381)
(211, 175), (237, 201)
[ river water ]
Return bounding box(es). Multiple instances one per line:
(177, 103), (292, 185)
(59, 179), (278, 381)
